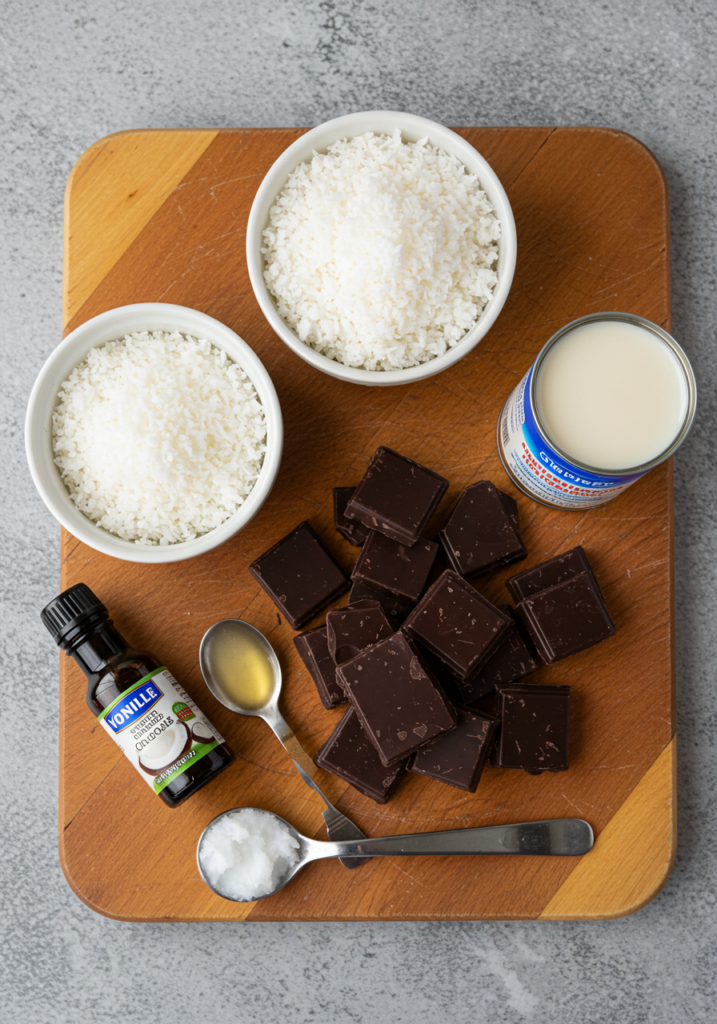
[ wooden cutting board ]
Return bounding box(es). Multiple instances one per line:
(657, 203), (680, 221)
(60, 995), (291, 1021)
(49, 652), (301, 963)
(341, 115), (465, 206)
(59, 126), (675, 921)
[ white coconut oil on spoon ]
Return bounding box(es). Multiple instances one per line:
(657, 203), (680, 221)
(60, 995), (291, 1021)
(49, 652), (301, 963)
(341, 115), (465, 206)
(197, 807), (595, 903)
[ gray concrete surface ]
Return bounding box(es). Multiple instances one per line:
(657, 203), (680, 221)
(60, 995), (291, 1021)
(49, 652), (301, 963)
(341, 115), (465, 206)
(2, 1), (716, 1021)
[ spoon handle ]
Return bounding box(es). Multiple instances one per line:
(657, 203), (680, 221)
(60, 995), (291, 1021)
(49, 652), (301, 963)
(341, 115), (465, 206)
(280, 730), (322, 781)
(312, 819), (594, 859)
(266, 707), (369, 868)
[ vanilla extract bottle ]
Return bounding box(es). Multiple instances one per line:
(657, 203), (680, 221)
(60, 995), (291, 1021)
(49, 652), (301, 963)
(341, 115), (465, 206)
(41, 583), (233, 808)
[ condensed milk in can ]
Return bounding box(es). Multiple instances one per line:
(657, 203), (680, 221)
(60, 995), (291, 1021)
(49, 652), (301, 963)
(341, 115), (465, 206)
(497, 312), (697, 510)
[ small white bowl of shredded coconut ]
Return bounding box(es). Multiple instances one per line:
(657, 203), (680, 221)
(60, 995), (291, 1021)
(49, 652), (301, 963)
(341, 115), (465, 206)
(247, 111), (516, 386)
(26, 303), (283, 563)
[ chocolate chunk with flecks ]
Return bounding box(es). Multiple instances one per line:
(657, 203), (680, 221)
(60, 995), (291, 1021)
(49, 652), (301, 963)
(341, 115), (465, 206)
(333, 487), (370, 547)
(408, 707), (498, 792)
(497, 489), (521, 532)
(351, 530), (439, 603)
(491, 684), (571, 774)
(348, 580), (416, 627)
(439, 481), (527, 579)
(294, 626), (346, 710)
(402, 570), (512, 681)
(344, 446), (448, 547)
(338, 632), (456, 767)
(315, 707), (407, 804)
(513, 571), (615, 663)
(454, 605), (539, 704)
(248, 521), (349, 630)
(506, 545), (598, 603)
(326, 601), (394, 666)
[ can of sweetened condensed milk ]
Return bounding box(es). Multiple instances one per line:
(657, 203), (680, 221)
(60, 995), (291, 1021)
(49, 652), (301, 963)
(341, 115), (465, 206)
(497, 312), (697, 510)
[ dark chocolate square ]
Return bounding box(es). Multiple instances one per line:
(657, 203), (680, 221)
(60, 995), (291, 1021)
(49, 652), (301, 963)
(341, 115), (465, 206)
(333, 487), (370, 547)
(338, 632), (456, 766)
(408, 707), (498, 792)
(294, 626), (346, 710)
(491, 684), (571, 773)
(326, 601), (394, 666)
(402, 570), (512, 681)
(351, 530), (439, 603)
(506, 545), (597, 602)
(348, 580), (416, 627)
(513, 571), (615, 663)
(248, 521), (349, 630)
(454, 605), (539, 704)
(344, 446), (448, 547)
(315, 707), (407, 804)
(439, 481), (527, 579)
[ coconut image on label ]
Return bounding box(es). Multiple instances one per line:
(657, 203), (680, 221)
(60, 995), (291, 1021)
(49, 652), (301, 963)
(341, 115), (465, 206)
(191, 722), (215, 744)
(138, 720), (192, 776)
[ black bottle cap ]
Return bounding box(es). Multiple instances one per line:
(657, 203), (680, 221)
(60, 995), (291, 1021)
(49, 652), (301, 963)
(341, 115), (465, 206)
(41, 583), (109, 650)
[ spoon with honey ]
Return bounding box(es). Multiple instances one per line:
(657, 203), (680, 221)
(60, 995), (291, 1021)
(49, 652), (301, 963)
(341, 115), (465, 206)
(199, 619), (367, 868)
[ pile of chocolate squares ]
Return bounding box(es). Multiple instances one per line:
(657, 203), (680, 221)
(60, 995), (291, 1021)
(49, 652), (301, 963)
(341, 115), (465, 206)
(248, 446), (615, 804)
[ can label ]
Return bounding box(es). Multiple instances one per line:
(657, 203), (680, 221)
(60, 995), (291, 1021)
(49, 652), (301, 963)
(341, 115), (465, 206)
(499, 367), (645, 509)
(98, 668), (224, 794)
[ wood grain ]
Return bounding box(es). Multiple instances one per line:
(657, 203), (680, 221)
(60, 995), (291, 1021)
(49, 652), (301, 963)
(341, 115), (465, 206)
(539, 738), (676, 919)
(59, 127), (674, 921)
(63, 129), (217, 324)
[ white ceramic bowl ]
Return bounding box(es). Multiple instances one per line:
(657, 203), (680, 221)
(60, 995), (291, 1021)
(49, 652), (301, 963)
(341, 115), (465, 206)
(247, 110), (517, 387)
(26, 303), (283, 564)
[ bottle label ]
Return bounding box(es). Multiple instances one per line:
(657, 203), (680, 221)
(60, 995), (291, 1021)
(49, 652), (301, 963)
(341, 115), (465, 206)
(97, 668), (225, 795)
(498, 366), (646, 509)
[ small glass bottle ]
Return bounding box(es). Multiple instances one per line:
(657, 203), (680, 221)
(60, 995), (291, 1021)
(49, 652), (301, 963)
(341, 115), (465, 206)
(42, 583), (233, 808)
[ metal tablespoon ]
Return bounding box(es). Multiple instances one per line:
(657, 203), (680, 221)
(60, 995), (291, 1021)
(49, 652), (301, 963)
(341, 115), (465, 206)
(197, 808), (595, 903)
(199, 619), (367, 868)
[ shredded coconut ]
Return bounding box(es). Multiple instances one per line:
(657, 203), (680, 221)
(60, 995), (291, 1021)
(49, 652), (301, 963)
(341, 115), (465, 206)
(52, 331), (267, 545)
(199, 809), (300, 901)
(262, 130), (500, 371)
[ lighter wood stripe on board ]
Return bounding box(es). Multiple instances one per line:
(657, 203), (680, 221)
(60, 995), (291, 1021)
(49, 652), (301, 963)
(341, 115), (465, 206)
(63, 129), (218, 327)
(539, 738), (676, 920)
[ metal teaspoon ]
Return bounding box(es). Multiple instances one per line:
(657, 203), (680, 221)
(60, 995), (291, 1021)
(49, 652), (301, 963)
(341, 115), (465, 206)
(197, 807), (595, 902)
(199, 619), (367, 868)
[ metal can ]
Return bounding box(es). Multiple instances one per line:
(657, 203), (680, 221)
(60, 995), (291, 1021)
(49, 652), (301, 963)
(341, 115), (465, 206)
(497, 312), (697, 510)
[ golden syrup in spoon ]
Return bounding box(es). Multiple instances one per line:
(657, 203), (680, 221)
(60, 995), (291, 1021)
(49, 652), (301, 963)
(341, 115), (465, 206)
(202, 622), (277, 711)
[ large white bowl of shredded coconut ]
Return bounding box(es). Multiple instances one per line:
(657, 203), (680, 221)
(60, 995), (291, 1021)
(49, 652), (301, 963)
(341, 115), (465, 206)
(247, 111), (516, 386)
(26, 304), (283, 563)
